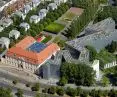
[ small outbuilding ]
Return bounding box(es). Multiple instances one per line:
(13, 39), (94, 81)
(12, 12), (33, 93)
(38, 9), (48, 19)
(9, 30), (20, 40)
(47, 3), (57, 10)
(30, 15), (40, 23)
(20, 22), (30, 31)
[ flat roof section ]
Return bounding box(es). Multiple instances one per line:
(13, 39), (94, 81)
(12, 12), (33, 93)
(27, 42), (47, 53)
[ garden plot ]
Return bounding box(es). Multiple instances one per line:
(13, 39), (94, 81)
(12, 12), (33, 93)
(56, 7), (84, 25)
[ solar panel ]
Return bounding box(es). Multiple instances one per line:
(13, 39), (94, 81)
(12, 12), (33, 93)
(27, 42), (47, 53)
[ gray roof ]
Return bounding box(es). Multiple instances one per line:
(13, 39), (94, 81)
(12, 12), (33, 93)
(30, 15), (39, 20)
(20, 22), (30, 28)
(32, 0), (40, 3)
(39, 9), (47, 13)
(0, 18), (13, 27)
(9, 30), (20, 35)
(48, 3), (57, 7)
(67, 18), (117, 52)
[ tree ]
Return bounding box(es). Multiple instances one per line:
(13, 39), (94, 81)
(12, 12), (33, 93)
(0, 88), (13, 97)
(66, 87), (77, 97)
(108, 89), (117, 97)
(86, 45), (97, 61)
(101, 76), (110, 86)
(48, 86), (56, 94)
(76, 87), (83, 96)
(81, 91), (89, 97)
(56, 87), (65, 96)
(42, 88), (48, 93)
(26, 83), (30, 87)
(60, 63), (95, 86)
(31, 83), (40, 91)
(15, 89), (23, 97)
(59, 77), (68, 86)
(35, 93), (40, 97)
(13, 80), (18, 85)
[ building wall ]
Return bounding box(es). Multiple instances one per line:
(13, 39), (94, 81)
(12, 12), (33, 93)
(91, 60), (100, 81)
(1, 56), (37, 73)
(104, 61), (117, 69)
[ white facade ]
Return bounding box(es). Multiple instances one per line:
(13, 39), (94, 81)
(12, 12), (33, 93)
(104, 61), (117, 69)
(32, 0), (40, 7)
(30, 15), (40, 23)
(47, 3), (57, 10)
(1, 18), (13, 28)
(14, 11), (26, 20)
(23, 5), (32, 14)
(1, 56), (38, 73)
(0, 37), (10, 49)
(9, 30), (20, 40)
(91, 60), (100, 81)
(38, 9), (48, 19)
(0, 26), (3, 32)
(54, 0), (67, 5)
(20, 22), (30, 31)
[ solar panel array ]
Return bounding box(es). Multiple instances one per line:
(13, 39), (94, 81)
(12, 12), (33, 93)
(28, 42), (47, 53)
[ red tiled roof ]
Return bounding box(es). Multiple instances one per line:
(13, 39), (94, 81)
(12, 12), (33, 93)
(15, 36), (36, 49)
(7, 36), (60, 65)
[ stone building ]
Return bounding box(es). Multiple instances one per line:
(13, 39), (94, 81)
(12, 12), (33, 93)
(1, 36), (60, 73)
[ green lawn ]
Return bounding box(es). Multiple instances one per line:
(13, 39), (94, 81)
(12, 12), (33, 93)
(44, 23), (65, 34)
(41, 35), (52, 43)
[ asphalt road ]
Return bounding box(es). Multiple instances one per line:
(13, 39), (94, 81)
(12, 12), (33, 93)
(0, 70), (52, 89)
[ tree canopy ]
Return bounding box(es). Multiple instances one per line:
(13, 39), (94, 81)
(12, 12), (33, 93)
(60, 63), (95, 86)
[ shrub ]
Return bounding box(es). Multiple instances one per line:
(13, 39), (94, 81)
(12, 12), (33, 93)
(56, 87), (64, 96)
(48, 86), (56, 94)
(31, 83), (40, 91)
(12, 80), (18, 85)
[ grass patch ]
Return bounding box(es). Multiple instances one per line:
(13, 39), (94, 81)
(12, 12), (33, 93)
(44, 23), (65, 34)
(41, 35), (52, 43)
(53, 36), (66, 49)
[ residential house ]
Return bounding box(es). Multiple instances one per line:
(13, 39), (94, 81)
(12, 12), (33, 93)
(54, 0), (67, 5)
(23, 4), (32, 14)
(32, 0), (40, 7)
(38, 9), (48, 19)
(0, 37), (10, 49)
(14, 11), (26, 20)
(9, 30), (20, 40)
(0, 18), (13, 28)
(30, 15), (40, 23)
(19, 22), (30, 31)
(47, 3), (57, 10)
